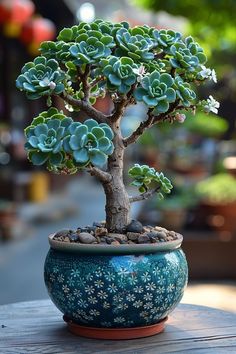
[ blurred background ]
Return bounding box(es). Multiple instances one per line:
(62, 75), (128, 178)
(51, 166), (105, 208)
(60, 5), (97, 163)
(0, 0), (235, 311)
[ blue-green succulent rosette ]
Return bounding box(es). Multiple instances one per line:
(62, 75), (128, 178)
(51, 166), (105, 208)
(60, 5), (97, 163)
(101, 56), (138, 94)
(174, 76), (196, 106)
(16, 57), (66, 100)
(69, 30), (114, 65)
(24, 108), (73, 168)
(24, 108), (114, 171)
(64, 119), (114, 168)
(134, 71), (176, 114)
(115, 27), (154, 61)
(170, 36), (207, 72)
(152, 29), (182, 54)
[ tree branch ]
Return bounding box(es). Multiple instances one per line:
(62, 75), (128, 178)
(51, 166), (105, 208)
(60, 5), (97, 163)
(108, 96), (128, 121)
(123, 108), (155, 146)
(129, 186), (161, 203)
(61, 92), (109, 124)
(81, 64), (91, 102)
(87, 165), (112, 184)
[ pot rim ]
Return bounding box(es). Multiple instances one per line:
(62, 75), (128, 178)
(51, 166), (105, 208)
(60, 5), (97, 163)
(48, 233), (183, 255)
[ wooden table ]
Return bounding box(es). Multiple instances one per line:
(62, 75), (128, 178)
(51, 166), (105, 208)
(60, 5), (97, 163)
(1, 300), (236, 353)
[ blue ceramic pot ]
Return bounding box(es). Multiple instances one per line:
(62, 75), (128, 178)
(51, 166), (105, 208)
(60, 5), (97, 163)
(44, 234), (188, 329)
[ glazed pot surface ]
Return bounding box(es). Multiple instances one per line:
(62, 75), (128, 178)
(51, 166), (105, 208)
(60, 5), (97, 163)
(44, 244), (188, 328)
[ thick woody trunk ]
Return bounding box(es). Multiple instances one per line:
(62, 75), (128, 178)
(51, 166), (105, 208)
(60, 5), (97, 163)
(102, 120), (131, 233)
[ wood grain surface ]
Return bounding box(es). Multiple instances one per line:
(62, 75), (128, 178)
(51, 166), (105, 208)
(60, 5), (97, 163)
(1, 300), (236, 353)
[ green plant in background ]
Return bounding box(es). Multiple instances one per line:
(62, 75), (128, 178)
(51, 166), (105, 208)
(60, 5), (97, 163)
(16, 19), (218, 232)
(184, 112), (228, 138)
(134, 0), (236, 56)
(196, 173), (236, 205)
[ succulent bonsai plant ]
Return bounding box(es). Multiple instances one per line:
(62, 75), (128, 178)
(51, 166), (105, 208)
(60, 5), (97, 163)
(16, 19), (219, 339)
(16, 19), (219, 234)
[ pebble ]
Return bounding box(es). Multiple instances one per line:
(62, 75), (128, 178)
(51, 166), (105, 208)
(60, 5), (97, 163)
(138, 234), (150, 244)
(68, 232), (79, 242)
(155, 231), (167, 239)
(108, 233), (128, 242)
(54, 229), (71, 239)
(95, 227), (108, 237)
(78, 232), (96, 244)
(111, 240), (120, 245)
(126, 220), (143, 233)
(53, 223), (181, 246)
(127, 232), (140, 241)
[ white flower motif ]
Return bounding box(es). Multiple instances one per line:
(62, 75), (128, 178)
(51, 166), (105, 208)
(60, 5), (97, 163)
(53, 266), (59, 273)
(156, 286), (165, 294)
(129, 274), (138, 285)
(97, 290), (108, 300)
(94, 279), (104, 288)
(143, 292), (153, 301)
(114, 316), (126, 324)
(101, 321), (112, 327)
(113, 294), (123, 302)
(57, 274), (64, 283)
(141, 272), (151, 283)
(67, 293), (75, 302)
(90, 309), (100, 316)
(77, 299), (88, 308)
(133, 300), (143, 308)
(144, 302), (153, 310)
(71, 269), (80, 278)
(115, 302), (128, 311)
(49, 274), (55, 282)
(67, 278), (75, 287)
(107, 283), (118, 293)
(95, 269), (103, 277)
(157, 275), (166, 285)
(84, 285), (95, 294)
(140, 311), (149, 319)
(104, 271), (115, 281)
(73, 289), (82, 297)
(126, 293), (136, 302)
(204, 95), (220, 114)
(134, 285), (143, 293)
(118, 267), (129, 277)
(88, 296), (98, 304)
(146, 282), (156, 291)
(167, 284), (175, 293)
(102, 301), (111, 309)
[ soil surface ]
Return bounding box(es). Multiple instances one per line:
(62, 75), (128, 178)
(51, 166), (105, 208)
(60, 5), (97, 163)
(53, 220), (180, 245)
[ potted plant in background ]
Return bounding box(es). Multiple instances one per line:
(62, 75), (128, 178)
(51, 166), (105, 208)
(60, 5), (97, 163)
(16, 19), (218, 339)
(196, 173), (236, 236)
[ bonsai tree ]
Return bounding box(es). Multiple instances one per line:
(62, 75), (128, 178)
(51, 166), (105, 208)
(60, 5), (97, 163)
(16, 19), (219, 234)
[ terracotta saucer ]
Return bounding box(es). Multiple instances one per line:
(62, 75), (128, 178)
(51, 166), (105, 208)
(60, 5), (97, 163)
(63, 316), (168, 340)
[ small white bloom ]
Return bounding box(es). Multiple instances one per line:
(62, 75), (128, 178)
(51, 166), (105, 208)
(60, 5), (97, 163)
(198, 65), (217, 83)
(198, 65), (212, 79)
(211, 69), (217, 83)
(133, 65), (146, 82)
(49, 81), (56, 90)
(204, 95), (220, 114)
(175, 113), (186, 123)
(65, 103), (74, 112)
